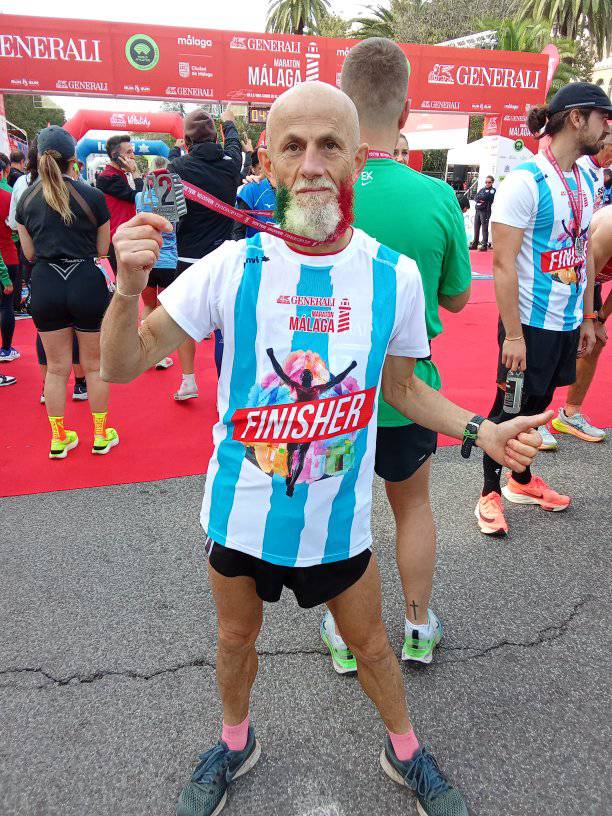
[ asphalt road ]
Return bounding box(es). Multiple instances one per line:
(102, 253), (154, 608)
(1, 437), (610, 816)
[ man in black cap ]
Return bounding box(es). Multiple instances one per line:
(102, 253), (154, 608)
(475, 81), (611, 536)
(470, 175), (496, 251)
(167, 107), (242, 401)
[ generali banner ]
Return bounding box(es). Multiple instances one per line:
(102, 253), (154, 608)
(0, 15), (548, 114)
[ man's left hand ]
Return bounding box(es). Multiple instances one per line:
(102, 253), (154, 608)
(477, 410), (554, 471)
(578, 319), (596, 357)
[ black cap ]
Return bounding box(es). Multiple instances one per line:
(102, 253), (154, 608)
(548, 82), (612, 115)
(37, 125), (76, 160)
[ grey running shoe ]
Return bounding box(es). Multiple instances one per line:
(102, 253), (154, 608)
(177, 727), (260, 816)
(552, 409), (606, 442)
(380, 739), (468, 816)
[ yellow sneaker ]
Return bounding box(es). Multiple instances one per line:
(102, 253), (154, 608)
(49, 430), (79, 460)
(92, 427), (119, 455)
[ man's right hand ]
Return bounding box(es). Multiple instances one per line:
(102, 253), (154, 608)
(220, 105), (235, 124)
(113, 212), (172, 295)
(3, 284), (13, 296)
(501, 336), (527, 372)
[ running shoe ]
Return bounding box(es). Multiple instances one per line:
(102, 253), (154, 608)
(156, 357), (174, 370)
(0, 347), (20, 362)
(174, 382), (199, 401)
(0, 373), (16, 386)
(537, 424), (558, 451)
(552, 409), (606, 443)
(92, 428), (119, 455)
(176, 727), (261, 816)
(475, 491), (508, 536)
(72, 381), (88, 401)
(502, 474), (570, 512)
(402, 611), (443, 664)
(380, 740), (468, 816)
(49, 430), (79, 460)
(320, 610), (357, 674)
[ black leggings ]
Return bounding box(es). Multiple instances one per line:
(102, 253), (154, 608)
(0, 264), (19, 351)
(482, 386), (554, 496)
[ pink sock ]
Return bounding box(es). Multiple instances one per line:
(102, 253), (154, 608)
(221, 714), (249, 751)
(388, 727), (419, 761)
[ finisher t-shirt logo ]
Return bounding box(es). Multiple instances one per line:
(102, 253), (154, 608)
(125, 34), (160, 71)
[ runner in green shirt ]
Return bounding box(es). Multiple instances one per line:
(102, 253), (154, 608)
(320, 37), (471, 671)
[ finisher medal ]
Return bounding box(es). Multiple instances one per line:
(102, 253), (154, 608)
(144, 172), (188, 223)
(574, 236), (586, 260)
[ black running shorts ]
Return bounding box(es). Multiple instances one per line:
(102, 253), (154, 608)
(207, 540), (371, 608)
(375, 423), (437, 482)
(147, 267), (177, 289)
(496, 319), (580, 396)
(30, 259), (111, 333)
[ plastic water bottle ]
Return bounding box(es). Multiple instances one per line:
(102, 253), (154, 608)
(503, 370), (524, 414)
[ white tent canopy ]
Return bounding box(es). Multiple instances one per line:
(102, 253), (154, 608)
(446, 138), (487, 166)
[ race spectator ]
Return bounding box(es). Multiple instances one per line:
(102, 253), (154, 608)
(393, 134), (409, 165)
(233, 149), (276, 241)
(167, 106), (242, 399)
(603, 168), (611, 206)
(0, 156), (20, 361)
(96, 135), (144, 272)
(470, 175), (496, 250)
(8, 150), (26, 188)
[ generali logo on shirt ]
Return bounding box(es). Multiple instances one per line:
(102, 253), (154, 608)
(276, 295), (351, 333)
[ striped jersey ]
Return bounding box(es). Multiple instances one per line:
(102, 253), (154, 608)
(159, 228), (429, 567)
(577, 154), (607, 212)
(491, 151), (595, 331)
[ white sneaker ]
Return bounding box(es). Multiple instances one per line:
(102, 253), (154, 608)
(0, 347), (20, 362)
(552, 409), (606, 442)
(402, 610), (443, 664)
(174, 381), (199, 401)
(320, 610), (356, 674)
(537, 424), (558, 451)
(155, 357), (174, 370)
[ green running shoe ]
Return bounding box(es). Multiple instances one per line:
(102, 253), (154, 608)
(49, 430), (79, 460)
(380, 740), (468, 816)
(402, 610), (443, 664)
(320, 610), (357, 674)
(177, 727), (261, 816)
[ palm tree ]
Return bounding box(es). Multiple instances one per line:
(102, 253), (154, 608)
(518, 0), (611, 57)
(478, 18), (580, 98)
(352, 4), (397, 38)
(266, 0), (331, 35)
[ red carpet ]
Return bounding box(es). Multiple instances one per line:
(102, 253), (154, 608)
(4, 256), (611, 497)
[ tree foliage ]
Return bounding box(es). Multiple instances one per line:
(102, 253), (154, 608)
(4, 95), (65, 142)
(266, 0), (331, 35)
(519, 0), (611, 57)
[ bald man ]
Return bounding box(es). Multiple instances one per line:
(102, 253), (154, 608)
(101, 81), (548, 816)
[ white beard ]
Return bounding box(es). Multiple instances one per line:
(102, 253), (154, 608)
(282, 191), (341, 241)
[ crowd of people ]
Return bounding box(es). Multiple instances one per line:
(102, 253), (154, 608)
(2, 34), (611, 816)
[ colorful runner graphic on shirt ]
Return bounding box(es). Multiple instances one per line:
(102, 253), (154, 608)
(231, 348), (375, 497)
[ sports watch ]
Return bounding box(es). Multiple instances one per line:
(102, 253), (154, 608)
(461, 415), (485, 459)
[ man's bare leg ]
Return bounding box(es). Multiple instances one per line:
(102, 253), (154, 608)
(327, 554), (410, 733)
(385, 459), (435, 626)
(208, 563), (263, 724)
(564, 339), (604, 415)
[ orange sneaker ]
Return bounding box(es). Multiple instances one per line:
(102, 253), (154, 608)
(475, 492), (508, 535)
(502, 475), (570, 512)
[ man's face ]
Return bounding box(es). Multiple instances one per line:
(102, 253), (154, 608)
(596, 136), (612, 167)
(485, 178), (494, 188)
(14, 158), (25, 170)
(260, 92), (366, 241)
(117, 141), (135, 162)
(394, 137), (409, 165)
(575, 109), (610, 157)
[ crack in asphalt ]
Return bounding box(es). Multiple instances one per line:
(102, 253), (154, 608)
(0, 599), (587, 690)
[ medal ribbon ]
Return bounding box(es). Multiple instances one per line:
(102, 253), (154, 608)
(544, 147), (584, 242)
(367, 150), (393, 159)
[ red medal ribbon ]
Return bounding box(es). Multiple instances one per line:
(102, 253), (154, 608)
(544, 147), (585, 240)
(367, 150), (393, 160)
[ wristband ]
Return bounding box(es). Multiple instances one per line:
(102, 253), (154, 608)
(583, 313), (597, 320)
(461, 415), (485, 460)
(505, 335), (524, 342)
(597, 312), (607, 324)
(115, 287), (141, 298)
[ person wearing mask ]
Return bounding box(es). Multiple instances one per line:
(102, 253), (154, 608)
(8, 150), (26, 188)
(16, 126), (118, 459)
(470, 175), (496, 250)
(475, 82), (610, 535)
(168, 106), (242, 400)
(0, 156), (20, 361)
(393, 133), (409, 165)
(134, 155), (177, 371)
(96, 135), (144, 273)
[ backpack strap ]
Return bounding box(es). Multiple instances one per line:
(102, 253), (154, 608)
(18, 178), (43, 213)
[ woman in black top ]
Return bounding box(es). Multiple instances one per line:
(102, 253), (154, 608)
(16, 126), (119, 459)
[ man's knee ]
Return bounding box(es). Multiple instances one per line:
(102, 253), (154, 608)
(349, 623), (392, 666)
(218, 619), (261, 652)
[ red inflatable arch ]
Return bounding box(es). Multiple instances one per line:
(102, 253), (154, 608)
(64, 110), (183, 141)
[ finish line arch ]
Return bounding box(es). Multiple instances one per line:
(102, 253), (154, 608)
(76, 136), (170, 179)
(64, 110), (183, 141)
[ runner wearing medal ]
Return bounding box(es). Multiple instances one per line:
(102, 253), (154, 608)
(475, 81), (611, 536)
